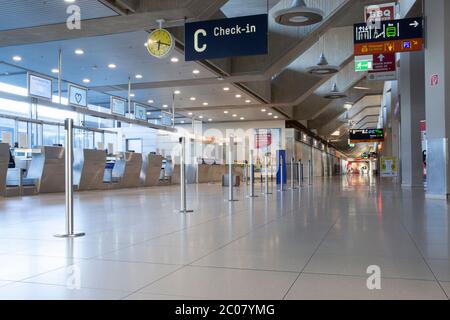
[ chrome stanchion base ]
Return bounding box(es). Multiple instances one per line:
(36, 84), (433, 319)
(227, 199), (239, 202)
(54, 233), (85, 238)
(179, 209), (194, 213)
(247, 195), (259, 198)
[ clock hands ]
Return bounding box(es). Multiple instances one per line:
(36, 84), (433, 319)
(156, 40), (171, 51)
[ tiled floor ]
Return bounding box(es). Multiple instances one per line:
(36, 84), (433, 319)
(0, 175), (449, 300)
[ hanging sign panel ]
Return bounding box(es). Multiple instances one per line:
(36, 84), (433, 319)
(28, 73), (53, 100)
(354, 17), (423, 55)
(134, 103), (147, 121)
(367, 53), (397, 81)
(185, 14), (268, 61)
(111, 96), (126, 116)
(68, 84), (88, 108)
(349, 129), (385, 143)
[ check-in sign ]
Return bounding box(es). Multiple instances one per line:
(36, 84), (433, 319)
(185, 14), (268, 61)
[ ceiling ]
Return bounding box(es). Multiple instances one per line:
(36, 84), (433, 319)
(0, 0), (421, 156)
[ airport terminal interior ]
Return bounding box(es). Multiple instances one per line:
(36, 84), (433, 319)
(0, 0), (449, 301)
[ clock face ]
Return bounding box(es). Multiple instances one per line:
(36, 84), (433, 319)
(146, 29), (174, 59)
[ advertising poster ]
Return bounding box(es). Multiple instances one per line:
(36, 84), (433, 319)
(380, 156), (398, 177)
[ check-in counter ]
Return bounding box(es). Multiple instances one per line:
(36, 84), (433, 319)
(26, 146), (65, 193)
(141, 154), (164, 187)
(197, 164), (210, 183)
(112, 152), (142, 188)
(0, 143), (12, 196)
(74, 149), (107, 191)
(209, 165), (226, 183)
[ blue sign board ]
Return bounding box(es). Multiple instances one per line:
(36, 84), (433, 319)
(185, 14), (268, 61)
(276, 150), (287, 185)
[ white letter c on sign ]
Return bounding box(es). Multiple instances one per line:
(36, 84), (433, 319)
(194, 29), (207, 53)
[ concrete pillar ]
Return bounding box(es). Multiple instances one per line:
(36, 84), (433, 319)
(424, 0), (450, 199)
(399, 51), (425, 188)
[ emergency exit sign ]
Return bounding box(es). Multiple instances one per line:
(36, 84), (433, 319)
(355, 55), (373, 72)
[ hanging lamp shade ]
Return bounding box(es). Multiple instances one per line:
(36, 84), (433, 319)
(274, 0), (324, 26)
(323, 83), (347, 99)
(307, 52), (339, 75)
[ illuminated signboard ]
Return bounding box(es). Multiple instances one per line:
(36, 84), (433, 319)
(349, 129), (384, 143)
(28, 73), (53, 100)
(111, 96), (127, 116)
(354, 17), (423, 55)
(68, 84), (88, 108)
(134, 103), (147, 121)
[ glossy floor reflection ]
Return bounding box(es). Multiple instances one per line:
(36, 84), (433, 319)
(0, 176), (449, 300)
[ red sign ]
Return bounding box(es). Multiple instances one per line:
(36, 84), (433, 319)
(354, 38), (423, 55)
(365, 3), (397, 23)
(431, 74), (439, 87)
(255, 133), (272, 149)
(370, 53), (396, 73)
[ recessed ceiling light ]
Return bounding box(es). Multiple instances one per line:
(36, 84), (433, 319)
(162, 104), (168, 108)
(199, 115), (204, 119)
(170, 57), (179, 63)
(240, 117), (245, 120)
(146, 111), (152, 115)
(245, 99), (251, 103)
(232, 114), (237, 117)
(223, 87), (230, 91)
(74, 49), (84, 55)
(188, 112), (193, 116)
(181, 120), (185, 124)
(159, 115), (163, 118)
(148, 99), (154, 104)
(135, 74), (143, 79)
(235, 94), (242, 98)
(51, 68), (59, 74)
(82, 78), (90, 83)
(108, 64), (116, 69)
(208, 118), (212, 122)
(190, 97), (196, 101)
(203, 102), (209, 106)
(217, 77), (224, 81)
(192, 69), (200, 74)
(274, 116), (279, 119)
(130, 93), (135, 97)
(12, 56), (22, 62)
(268, 112), (273, 116)
(261, 109), (266, 112)
(174, 90), (181, 95)
(65, 0), (76, 3)
(224, 111), (229, 114)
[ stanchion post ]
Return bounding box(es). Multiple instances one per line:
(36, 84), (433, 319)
(180, 137), (193, 213)
(263, 155), (272, 195)
(298, 160), (302, 188)
(248, 149), (258, 198)
(309, 159), (313, 186)
(54, 118), (85, 238)
(290, 157), (297, 190)
(228, 136), (238, 202)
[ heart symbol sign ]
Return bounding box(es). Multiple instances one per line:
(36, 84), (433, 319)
(75, 93), (83, 104)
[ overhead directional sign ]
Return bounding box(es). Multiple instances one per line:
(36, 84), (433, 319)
(349, 129), (385, 143)
(185, 14), (268, 61)
(367, 53), (396, 81)
(354, 17), (423, 55)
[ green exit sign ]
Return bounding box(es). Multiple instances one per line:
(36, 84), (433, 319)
(355, 55), (373, 72)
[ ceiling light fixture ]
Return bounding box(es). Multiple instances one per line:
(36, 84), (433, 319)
(190, 97), (196, 101)
(188, 112), (193, 116)
(273, 0), (324, 27)
(12, 56), (22, 62)
(199, 115), (204, 119)
(323, 83), (347, 99)
(307, 52), (339, 75)
(261, 109), (266, 112)
(162, 104), (168, 108)
(51, 68), (59, 74)
(268, 113), (273, 116)
(208, 118), (213, 122)
(235, 94), (242, 98)
(344, 103), (353, 110)
(203, 102), (209, 106)
(240, 117), (245, 120)
(108, 63), (116, 69)
(74, 49), (84, 55)
(170, 57), (179, 63)
(245, 100), (251, 103)
(130, 93), (135, 97)
(274, 116), (279, 119)
(192, 69), (200, 75)
(135, 74), (143, 79)
(354, 86), (371, 90)
(232, 114), (237, 117)
(174, 90), (181, 95)
(223, 87), (230, 91)
(82, 78), (90, 84)
(148, 99), (154, 104)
